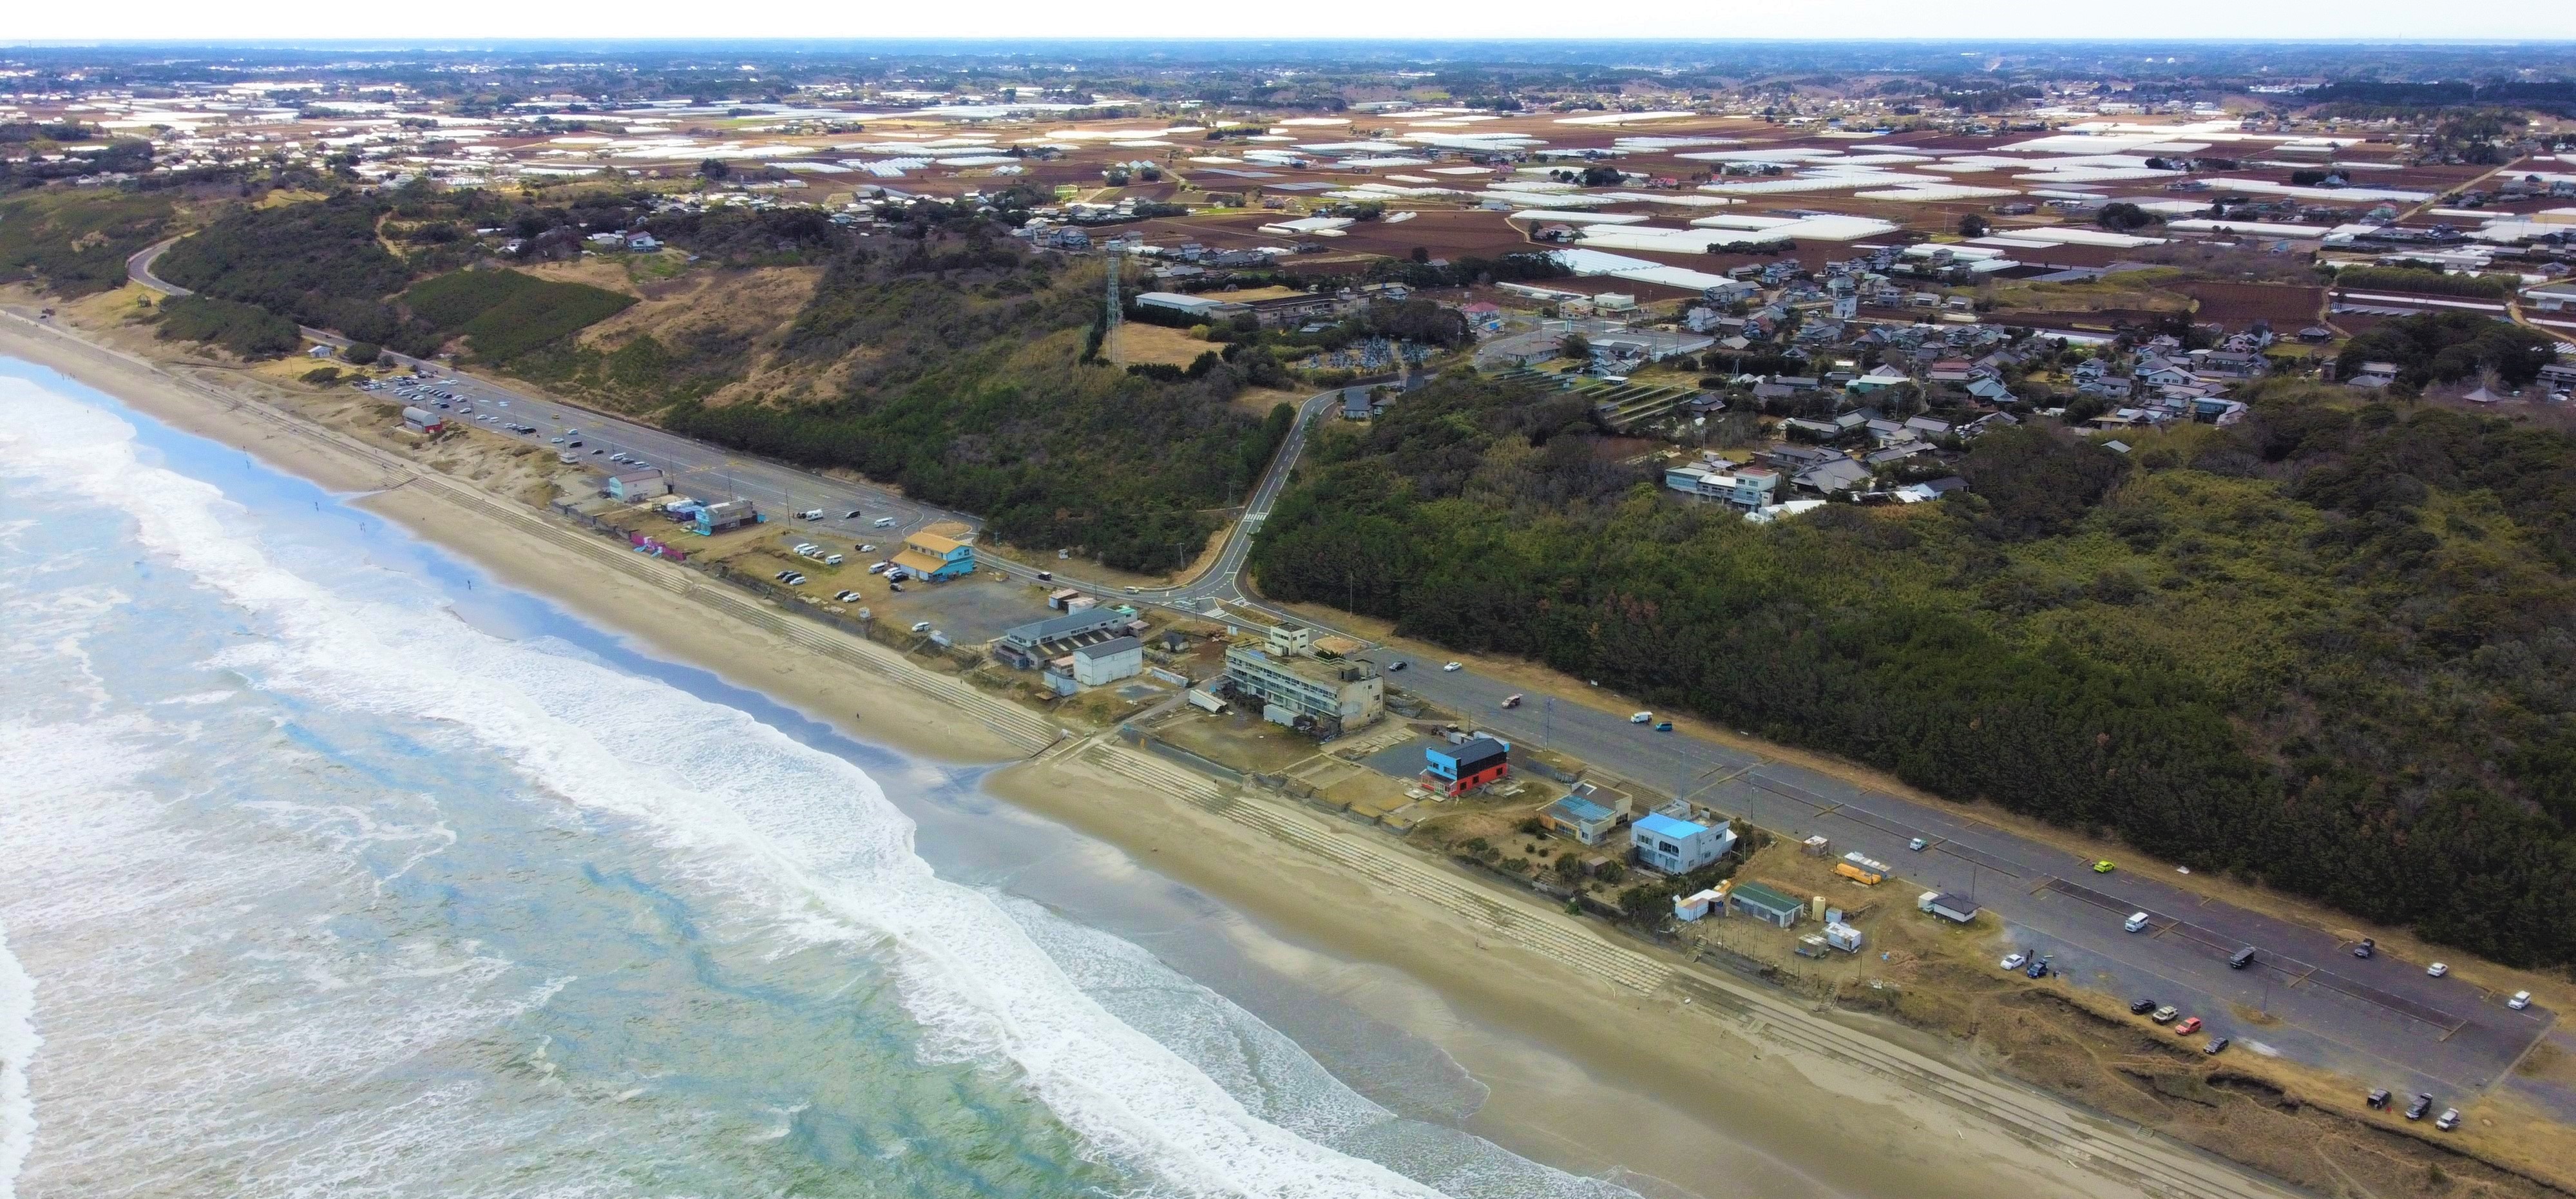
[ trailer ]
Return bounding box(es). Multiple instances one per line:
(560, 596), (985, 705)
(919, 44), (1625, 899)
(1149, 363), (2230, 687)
(1835, 851), (1891, 885)
(1916, 890), (1979, 924)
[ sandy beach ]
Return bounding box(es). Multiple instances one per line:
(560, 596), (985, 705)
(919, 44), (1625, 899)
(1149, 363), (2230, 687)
(0, 308), (2289, 1199)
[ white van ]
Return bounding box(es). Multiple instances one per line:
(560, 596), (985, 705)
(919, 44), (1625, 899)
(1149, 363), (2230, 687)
(873, 517), (898, 528)
(823, 553), (844, 566)
(2124, 912), (2151, 933)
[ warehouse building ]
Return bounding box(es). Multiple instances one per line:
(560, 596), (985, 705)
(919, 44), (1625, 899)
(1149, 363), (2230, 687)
(1726, 881), (1806, 928)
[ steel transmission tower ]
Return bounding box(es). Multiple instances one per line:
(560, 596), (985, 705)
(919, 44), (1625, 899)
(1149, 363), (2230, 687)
(1103, 242), (1123, 329)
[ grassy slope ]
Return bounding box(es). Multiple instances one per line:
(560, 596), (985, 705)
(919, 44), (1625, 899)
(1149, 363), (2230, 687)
(0, 189), (176, 296)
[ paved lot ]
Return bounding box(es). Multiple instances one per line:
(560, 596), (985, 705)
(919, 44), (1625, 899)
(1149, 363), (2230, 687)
(1364, 651), (2558, 1107)
(897, 575), (1056, 646)
(1356, 734), (1438, 783)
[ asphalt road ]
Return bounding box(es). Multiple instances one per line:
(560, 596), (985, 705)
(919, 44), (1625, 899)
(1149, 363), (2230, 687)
(1362, 655), (2557, 1104)
(127, 241), (1342, 626)
(129, 240), (2557, 1106)
(1150, 385), (1349, 611)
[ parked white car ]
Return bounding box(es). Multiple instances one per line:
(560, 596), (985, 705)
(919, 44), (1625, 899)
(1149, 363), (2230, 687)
(2510, 990), (2533, 1010)
(2427, 963), (2450, 978)
(1442, 661), (1462, 671)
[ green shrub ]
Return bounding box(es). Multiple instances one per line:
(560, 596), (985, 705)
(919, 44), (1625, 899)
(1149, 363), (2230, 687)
(155, 294), (299, 358)
(399, 268), (635, 360)
(0, 189), (175, 296)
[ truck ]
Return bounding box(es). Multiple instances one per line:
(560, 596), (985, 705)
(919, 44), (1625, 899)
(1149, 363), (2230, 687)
(1835, 851), (1891, 885)
(1917, 890), (1979, 924)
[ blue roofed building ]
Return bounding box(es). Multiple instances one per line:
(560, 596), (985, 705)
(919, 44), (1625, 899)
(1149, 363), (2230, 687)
(1630, 812), (1737, 875)
(1539, 782), (1630, 845)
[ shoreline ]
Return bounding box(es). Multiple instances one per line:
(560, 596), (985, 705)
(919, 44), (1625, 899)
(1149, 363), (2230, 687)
(0, 311), (2297, 1199)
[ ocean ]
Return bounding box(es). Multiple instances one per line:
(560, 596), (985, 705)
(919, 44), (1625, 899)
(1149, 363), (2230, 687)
(0, 360), (1650, 1199)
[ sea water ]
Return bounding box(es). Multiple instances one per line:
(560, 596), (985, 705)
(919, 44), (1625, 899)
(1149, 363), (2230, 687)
(0, 361), (1648, 1199)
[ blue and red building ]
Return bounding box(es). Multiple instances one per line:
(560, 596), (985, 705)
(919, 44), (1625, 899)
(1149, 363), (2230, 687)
(1425, 736), (1510, 796)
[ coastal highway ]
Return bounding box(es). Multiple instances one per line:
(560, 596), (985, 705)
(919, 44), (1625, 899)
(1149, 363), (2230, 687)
(2, 300), (2313, 1199)
(124, 242), (2555, 1102)
(126, 240), (1342, 624)
(1360, 657), (2558, 1101)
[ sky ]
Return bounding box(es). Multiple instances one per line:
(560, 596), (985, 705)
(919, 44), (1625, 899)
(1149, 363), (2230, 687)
(7, 1), (2575, 44)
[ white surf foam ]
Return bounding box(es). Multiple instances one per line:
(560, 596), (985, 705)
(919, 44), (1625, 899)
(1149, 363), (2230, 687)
(0, 377), (1451, 1198)
(0, 909), (35, 1199)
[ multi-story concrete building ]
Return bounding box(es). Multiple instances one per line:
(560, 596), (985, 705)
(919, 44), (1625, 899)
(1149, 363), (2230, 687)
(1220, 644), (1382, 736)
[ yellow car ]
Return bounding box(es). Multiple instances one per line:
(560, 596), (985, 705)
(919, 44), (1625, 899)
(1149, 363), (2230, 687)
(2092, 859), (2117, 874)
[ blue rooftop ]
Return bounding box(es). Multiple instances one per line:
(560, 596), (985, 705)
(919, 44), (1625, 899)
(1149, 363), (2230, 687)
(1633, 812), (1706, 841)
(1547, 794), (1614, 824)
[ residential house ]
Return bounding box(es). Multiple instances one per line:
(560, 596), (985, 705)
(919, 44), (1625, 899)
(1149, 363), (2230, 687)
(1964, 376), (2015, 404)
(2191, 397), (2249, 425)
(1759, 444), (1847, 473)
(1663, 464), (1779, 508)
(1424, 736), (1511, 796)
(1894, 475), (1969, 503)
(1630, 812), (1736, 874)
(2135, 360), (2198, 388)
(1848, 365), (1913, 394)
(1541, 782), (1630, 846)
(1959, 411), (2020, 438)
(1780, 416), (1844, 442)
(1793, 457), (1873, 495)
(2347, 361), (2401, 390)
(890, 521), (976, 582)
(2191, 349), (2264, 379)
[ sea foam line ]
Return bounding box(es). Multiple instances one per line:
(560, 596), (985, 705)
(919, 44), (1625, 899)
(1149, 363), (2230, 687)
(0, 909), (34, 1199)
(0, 376), (1450, 1198)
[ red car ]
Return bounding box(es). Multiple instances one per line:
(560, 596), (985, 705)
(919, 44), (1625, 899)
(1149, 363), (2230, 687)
(2174, 1017), (2202, 1036)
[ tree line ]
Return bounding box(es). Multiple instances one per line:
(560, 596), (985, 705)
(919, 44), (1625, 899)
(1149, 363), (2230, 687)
(1250, 371), (2576, 966)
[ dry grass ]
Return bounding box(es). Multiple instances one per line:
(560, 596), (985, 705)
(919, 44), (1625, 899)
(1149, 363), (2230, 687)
(1107, 320), (1212, 367)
